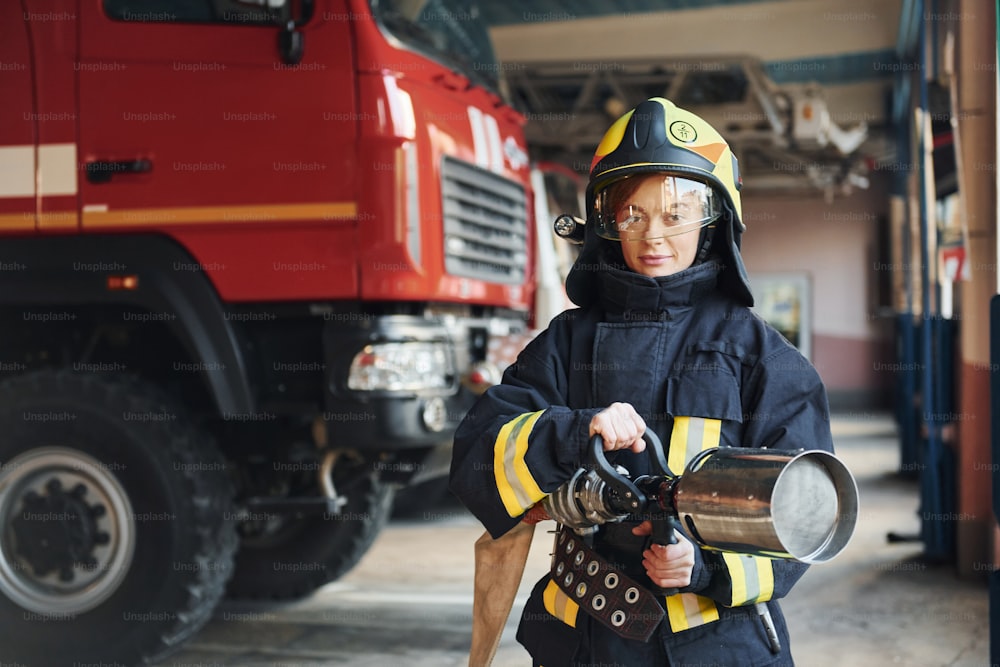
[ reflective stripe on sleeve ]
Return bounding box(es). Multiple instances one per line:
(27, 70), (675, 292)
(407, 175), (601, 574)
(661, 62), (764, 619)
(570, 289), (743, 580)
(665, 592), (720, 632)
(493, 411), (546, 517)
(543, 578), (579, 627)
(721, 552), (776, 606)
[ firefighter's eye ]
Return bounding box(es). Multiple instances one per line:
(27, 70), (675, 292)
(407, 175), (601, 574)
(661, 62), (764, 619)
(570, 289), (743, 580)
(667, 203), (703, 224)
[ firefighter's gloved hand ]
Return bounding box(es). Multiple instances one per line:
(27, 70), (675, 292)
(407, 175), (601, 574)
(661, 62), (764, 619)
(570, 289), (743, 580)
(632, 520), (696, 590)
(589, 402), (647, 453)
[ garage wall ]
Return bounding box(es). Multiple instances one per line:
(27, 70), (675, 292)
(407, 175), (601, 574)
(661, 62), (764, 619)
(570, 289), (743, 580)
(740, 183), (895, 410)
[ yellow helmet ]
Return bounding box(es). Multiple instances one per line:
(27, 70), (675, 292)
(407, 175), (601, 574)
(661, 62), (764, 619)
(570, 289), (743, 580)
(566, 97), (753, 306)
(589, 97), (743, 231)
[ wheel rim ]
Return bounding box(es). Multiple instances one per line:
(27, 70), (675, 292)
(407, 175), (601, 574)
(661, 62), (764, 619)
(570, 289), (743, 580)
(0, 447), (136, 614)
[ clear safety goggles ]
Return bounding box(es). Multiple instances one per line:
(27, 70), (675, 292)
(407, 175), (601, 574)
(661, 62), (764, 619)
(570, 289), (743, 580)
(594, 174), (722, 241)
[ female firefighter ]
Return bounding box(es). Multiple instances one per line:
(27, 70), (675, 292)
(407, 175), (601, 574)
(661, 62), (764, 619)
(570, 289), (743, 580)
(450, 97), (835, 666)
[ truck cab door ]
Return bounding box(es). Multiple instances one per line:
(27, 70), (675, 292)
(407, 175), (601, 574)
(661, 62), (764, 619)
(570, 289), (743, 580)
(76, 1), (358, 299)
(1, 4), (78, 232)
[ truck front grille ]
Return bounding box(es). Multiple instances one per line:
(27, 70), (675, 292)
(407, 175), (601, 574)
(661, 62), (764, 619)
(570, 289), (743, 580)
(441, 157), (527, 285)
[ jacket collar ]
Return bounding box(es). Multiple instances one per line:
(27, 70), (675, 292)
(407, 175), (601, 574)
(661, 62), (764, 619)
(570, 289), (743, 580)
(597, 259), (722, 319)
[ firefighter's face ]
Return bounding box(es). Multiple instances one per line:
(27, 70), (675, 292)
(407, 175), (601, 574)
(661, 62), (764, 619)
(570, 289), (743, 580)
(614, 175), (701, 278)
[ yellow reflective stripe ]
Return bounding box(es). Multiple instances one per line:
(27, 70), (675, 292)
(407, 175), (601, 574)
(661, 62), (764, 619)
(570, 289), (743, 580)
(542, 578), (579, 627)
(665, 593), (720, 632)
(700, 418), (721, 452)
(493, 413), (529, 516)
(667, 415), (722, 632)
(723, 552), (749, 605)
(668, 416), (722, 475)
(665, 595), (689, 631)
(722, 553), (776, 605)
(666, 415), (723, 631)
(493, 411), (545, 517)
(81, 201), (358, 227)
(0, 212), (35, 230)
(755, 557), (775, 602)
(667, 416), (690, 475)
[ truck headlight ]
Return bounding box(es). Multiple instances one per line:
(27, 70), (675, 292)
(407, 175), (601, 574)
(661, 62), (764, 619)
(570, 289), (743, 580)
(347, 342), (455, 393)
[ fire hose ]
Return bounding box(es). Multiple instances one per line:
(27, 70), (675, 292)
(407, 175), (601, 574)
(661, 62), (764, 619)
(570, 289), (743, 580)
(469, 430), (858, 666)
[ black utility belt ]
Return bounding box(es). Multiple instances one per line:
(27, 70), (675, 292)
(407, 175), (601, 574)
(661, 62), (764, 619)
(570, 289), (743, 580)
(550, 526), (665, 642)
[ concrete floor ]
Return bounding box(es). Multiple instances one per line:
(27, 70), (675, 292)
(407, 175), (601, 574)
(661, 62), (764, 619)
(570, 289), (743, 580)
(161, 413), (991, 666)
(777, 415), (989, 667)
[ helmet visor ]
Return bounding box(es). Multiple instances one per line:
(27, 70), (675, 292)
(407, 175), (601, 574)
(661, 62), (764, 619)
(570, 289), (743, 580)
(594, 174), (722, 241)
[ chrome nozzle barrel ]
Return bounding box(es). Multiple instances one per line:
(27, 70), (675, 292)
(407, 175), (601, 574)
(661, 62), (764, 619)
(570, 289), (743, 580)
(674, 448), (858, 563)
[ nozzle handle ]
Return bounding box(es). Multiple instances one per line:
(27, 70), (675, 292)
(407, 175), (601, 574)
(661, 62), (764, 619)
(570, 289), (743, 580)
(647, 518), (681, 597)
(587, 430), (670, 515)
(650, 514), (679, 547)
(588, 431), (682, 597)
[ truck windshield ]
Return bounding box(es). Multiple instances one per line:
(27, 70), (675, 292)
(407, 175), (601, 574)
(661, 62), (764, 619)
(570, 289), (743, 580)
(369, 0), (501, 97)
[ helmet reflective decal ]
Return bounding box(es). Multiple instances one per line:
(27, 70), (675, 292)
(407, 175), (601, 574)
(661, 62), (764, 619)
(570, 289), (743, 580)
(669, 121), (697, 143)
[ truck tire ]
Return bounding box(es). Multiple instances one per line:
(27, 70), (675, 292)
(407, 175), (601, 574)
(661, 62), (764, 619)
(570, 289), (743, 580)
(392, 477), (451, 518)
(0, 371), (237, 667)
(227, 470), (393, 600)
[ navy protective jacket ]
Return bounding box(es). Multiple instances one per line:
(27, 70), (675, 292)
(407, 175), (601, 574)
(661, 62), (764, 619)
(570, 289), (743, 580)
(450, 259), (834, 667)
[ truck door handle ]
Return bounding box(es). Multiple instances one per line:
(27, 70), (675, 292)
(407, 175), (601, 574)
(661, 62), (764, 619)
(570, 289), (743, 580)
(85, 158), (152, 184)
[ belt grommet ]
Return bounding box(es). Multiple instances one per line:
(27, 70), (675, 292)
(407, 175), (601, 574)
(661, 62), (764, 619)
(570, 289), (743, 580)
(611, 610), (626, 627)
(604, 572), (619, 589)
(575, 582), (587, 598)
(587, 560), (599, 576)
(625, 586), (640, 604)
(592, 594), (606, 611)
(564, 572), (574, 587)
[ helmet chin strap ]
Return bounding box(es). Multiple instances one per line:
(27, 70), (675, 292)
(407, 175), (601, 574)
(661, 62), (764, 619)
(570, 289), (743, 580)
(695, 223), (717, 265)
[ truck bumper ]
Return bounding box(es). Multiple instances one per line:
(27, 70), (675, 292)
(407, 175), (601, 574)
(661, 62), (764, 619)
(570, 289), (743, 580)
(322, 313), (474, 451)
(318, 388), (475, 450)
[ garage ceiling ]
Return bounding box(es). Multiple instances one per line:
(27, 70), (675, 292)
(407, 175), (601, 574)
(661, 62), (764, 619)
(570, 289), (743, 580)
(479, 0), (903, 194)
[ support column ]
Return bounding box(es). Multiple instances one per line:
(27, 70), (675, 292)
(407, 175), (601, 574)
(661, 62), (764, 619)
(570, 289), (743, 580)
(955, 0), (997, 578)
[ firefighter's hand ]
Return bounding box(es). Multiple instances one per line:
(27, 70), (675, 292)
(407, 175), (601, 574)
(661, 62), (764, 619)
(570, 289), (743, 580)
(589, 402), (646, 453)
(632, 520), (695, 589)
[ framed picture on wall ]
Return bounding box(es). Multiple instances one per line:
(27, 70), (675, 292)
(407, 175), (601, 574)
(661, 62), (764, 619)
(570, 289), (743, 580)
(751, 273), (812, 361)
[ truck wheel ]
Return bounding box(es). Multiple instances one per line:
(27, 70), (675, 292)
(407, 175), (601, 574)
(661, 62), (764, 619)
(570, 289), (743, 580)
(0, 371), (236, 667)
(392, 477), (451, 518)
(227, 466), (393, 600)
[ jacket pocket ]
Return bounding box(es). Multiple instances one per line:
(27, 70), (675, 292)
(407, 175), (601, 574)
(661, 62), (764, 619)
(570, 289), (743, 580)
(666, 603), (793, 667)
(664, 366), (744, 470)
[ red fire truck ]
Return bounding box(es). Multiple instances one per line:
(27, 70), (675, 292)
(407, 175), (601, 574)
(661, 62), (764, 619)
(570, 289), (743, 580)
(0, 1), (534, 664)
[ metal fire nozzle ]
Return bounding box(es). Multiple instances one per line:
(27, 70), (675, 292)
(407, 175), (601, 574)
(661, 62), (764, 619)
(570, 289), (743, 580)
(544, 430), (859, 564)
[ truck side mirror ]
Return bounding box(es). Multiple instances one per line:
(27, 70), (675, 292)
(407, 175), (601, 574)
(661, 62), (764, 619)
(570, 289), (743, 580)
(232, 0), (307, 65)
(279, 19), (304, 65)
